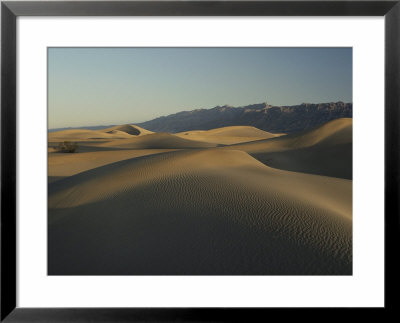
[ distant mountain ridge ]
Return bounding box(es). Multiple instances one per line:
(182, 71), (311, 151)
(137, 102), (352, 134)
(50, 101), (352, 134)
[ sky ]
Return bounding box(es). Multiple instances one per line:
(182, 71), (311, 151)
(48, 47), (352, 129)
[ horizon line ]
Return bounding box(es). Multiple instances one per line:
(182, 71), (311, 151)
(49, 100), (352, 130)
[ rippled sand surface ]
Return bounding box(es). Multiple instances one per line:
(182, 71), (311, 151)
(48, 120), (352, 275)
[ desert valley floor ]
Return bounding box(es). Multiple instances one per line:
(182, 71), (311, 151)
(48, 118), (352, 275)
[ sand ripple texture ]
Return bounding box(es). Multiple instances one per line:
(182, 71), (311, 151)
(49, 149), (352, 275)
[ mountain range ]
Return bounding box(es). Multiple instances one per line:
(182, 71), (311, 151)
(137, 102), (352, 134)
(49, 101), (352, 134)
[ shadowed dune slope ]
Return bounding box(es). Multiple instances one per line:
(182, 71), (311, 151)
(230, 118), (352, 153)
(252, 143), (352, 179)
(97, 132), (218, 149)
(102, 124), (154, 136)
(49, 149), (352, 275)
(175, 126), (282, 145)
(226, 118), (352, 179)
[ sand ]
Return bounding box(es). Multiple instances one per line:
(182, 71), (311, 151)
(48, 119), (352, 275)
(49, 124), (152, 142)
(175, 126), (282, 145)
(97, 132), (218, 149)
(49, 129), (133, 141)
(48, 149), (178, 183)
(225, 118), (353, 179)
(102, 124), (154, 136)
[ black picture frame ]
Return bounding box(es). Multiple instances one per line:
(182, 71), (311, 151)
(1, 0), (399, 321)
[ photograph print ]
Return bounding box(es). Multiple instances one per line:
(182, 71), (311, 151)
(48, 47), (352, 275)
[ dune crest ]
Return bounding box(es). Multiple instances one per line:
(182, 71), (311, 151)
(102, 124), (153, 136)
(49, 148), (352, 275)
(175, 125), (282, 145)
(49, 129), (132, 141)
(225, 118), (352, 179)
(48, 118), (353, 275)
(231, 118), (352, 152)
(98, 132), (217, 149)
(48, 149), (178, 180)
(49, 125), (154, 142)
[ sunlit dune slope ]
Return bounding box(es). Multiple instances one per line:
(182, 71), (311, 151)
(175, 126), (282, 145)
(49, 149), (352, 275)
(230, 118), (352, 152)
(49, 124), (154, 142)
(48, 140), (127, 153)
(226, 118), (352, 179)
(48, 149), (178, 183)
(49, 129), (134, 141)
(97, 132), (218, 149)
(102, 124), (154, 136)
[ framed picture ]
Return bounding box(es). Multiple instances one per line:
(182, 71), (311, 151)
(1, 0), (398, 321)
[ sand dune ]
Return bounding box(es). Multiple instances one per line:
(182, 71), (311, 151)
(49, 125), (154, 142)
(251, 143), (352, 179)
(48, 119), (352, 275)
(225, 118), (352, 179)
(203, 125), (280, 137)
(49, 149), (351, 275)
(48, 140), (131, 153)
(48, 149), (178, 182)
(97, 132), (218, 149)
(230, 118), (352, 153)
(49, 129), (134, 141)
(102, 124), (154, 136)
(176, 126), (281, 145)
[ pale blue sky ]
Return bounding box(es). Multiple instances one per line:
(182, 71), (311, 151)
(48, 47), (352, 129)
